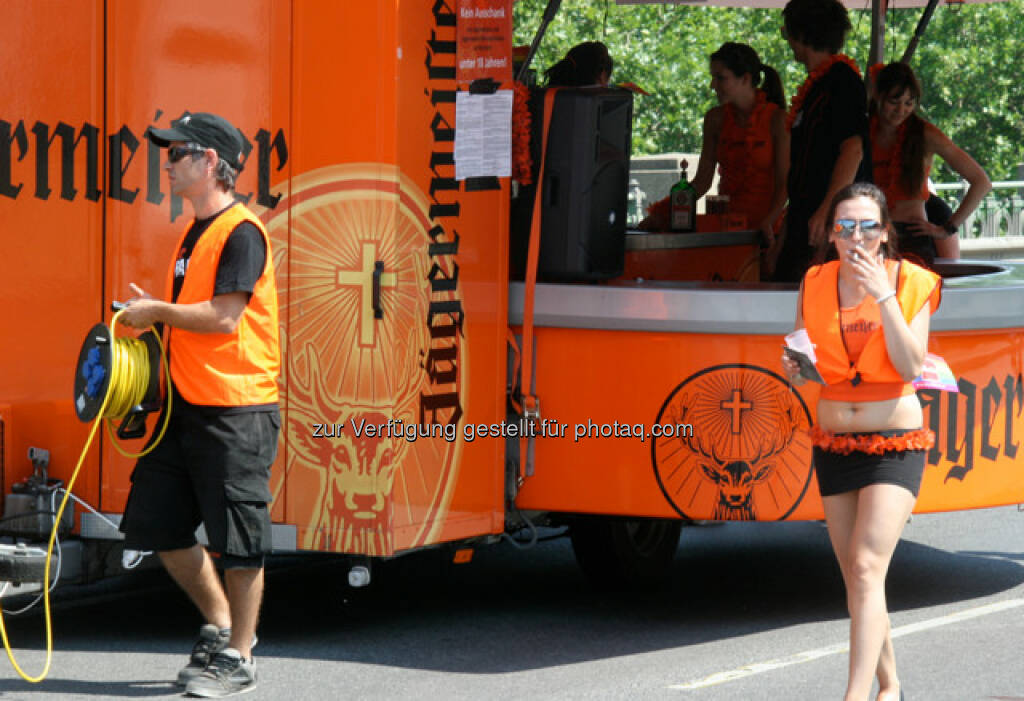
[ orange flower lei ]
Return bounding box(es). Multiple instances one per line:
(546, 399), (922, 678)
(869, 114), (907, 196)
(868, 62), (885, 86)
(512, 81), (533, 185)
(644, 196), (670, 226)
(786, 54), (861, 130)
(809, 426), (935, 455)
(722, 90), (774, 194)
(648, 196), (669, 216)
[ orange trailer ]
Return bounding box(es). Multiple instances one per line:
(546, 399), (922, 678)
(1, 0), (1022, 588)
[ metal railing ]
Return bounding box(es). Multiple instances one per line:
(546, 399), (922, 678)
(626, 164), (1024, 246)
(934, 181), (1024, 239)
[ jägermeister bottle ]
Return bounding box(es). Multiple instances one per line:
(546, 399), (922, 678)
(670, 160), (696, 232)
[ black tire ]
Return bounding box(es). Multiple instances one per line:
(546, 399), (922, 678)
(569, 516), (682, 590)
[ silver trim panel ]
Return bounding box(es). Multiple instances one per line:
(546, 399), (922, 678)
(509, 261), (1024, 334)
(625, 229), (759, 250)
(271, 523), (298, 552)
(79, 512), (299, 552)
(80, 512), (124, 540)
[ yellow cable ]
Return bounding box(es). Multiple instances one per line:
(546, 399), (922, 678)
(0, 310), (172, 682)
(104, 315), (173, 459)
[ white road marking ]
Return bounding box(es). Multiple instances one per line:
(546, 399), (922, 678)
(670, 598), (1024, 691)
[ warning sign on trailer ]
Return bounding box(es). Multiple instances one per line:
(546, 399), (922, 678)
(456, 0), (512, 85)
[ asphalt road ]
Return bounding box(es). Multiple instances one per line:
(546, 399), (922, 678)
(0, 505), (1021, 700)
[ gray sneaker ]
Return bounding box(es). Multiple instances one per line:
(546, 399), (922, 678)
(185, 648), (257, 698)
(176, 624), (231, 686)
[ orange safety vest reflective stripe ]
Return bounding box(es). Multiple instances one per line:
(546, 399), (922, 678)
(165, 203), (280, 406)
(803, 259), (941, 386)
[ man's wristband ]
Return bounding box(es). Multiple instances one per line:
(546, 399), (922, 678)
(875, 290), (897, 305)
(942, 221), (958, 237)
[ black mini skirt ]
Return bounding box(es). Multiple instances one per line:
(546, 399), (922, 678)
(813, 429), (926, 498)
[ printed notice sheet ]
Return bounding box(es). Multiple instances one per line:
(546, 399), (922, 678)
(454, 90), (513, 180)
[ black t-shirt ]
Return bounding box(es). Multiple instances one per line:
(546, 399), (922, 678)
(171, 205), (267, 303)
(775, 61), (871, 282)
(787, 61), (871, 218)
(170, 203), (275, 415)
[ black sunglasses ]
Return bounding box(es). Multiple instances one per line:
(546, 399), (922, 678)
(833, 218), (885, 240)
(167, 144), (206, 163)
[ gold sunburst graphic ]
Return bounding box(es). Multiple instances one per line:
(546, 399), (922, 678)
(257, 164), (465, 555)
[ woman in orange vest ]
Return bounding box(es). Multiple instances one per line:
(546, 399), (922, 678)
(781, 182), (941, 701)
(869, 62), (991, 266)
(636, 44), (787, 262)
(690, 42), (788, 270)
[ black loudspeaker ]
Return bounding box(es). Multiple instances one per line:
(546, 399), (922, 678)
(510, 87), (633, 281)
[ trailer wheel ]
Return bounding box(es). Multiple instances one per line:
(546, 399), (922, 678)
(569, 517), (682, 590)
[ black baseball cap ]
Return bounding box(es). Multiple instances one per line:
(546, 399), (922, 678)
(146, 112), (248, 171)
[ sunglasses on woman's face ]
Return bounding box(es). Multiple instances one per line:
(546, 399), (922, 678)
(833, 218), (885, 239)
(167, 144), (206, 163)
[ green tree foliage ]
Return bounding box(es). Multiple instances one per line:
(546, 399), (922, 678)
(512, 0), (1023, 180)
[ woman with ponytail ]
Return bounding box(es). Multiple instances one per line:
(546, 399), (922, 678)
(870, 62), (991, 265)
(689, 42), (789, 272)
(544, 41), (614, 87)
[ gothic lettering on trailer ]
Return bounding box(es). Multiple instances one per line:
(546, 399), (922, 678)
(423, 0), (464, 430)
(920, 372), (1023, 483)
(0, 113), (287, 220)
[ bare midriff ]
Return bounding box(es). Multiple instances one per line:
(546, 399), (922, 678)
(816, 393), (923, 433)
(889, 199), (928, 223)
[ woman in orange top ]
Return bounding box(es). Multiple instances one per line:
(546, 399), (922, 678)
(781, 183), (941, 701)
(691, 42), (789, 272)
(870, 62), (991, 265)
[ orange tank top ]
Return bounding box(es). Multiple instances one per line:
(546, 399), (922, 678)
(870, 116), (931, 203)
(717, 91), (777, 225)
(840, 298), (876, 362)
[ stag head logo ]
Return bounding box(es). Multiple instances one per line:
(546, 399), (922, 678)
(287, 344), (422, 555)
(652, 365), (814, 521)
(258, 165), (465, 557)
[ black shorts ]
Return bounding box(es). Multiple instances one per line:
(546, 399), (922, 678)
(120, 406), (280, 565)
(814, 437), (925, 498)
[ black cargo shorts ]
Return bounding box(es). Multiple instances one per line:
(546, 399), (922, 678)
(120, 404), (280, 565)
